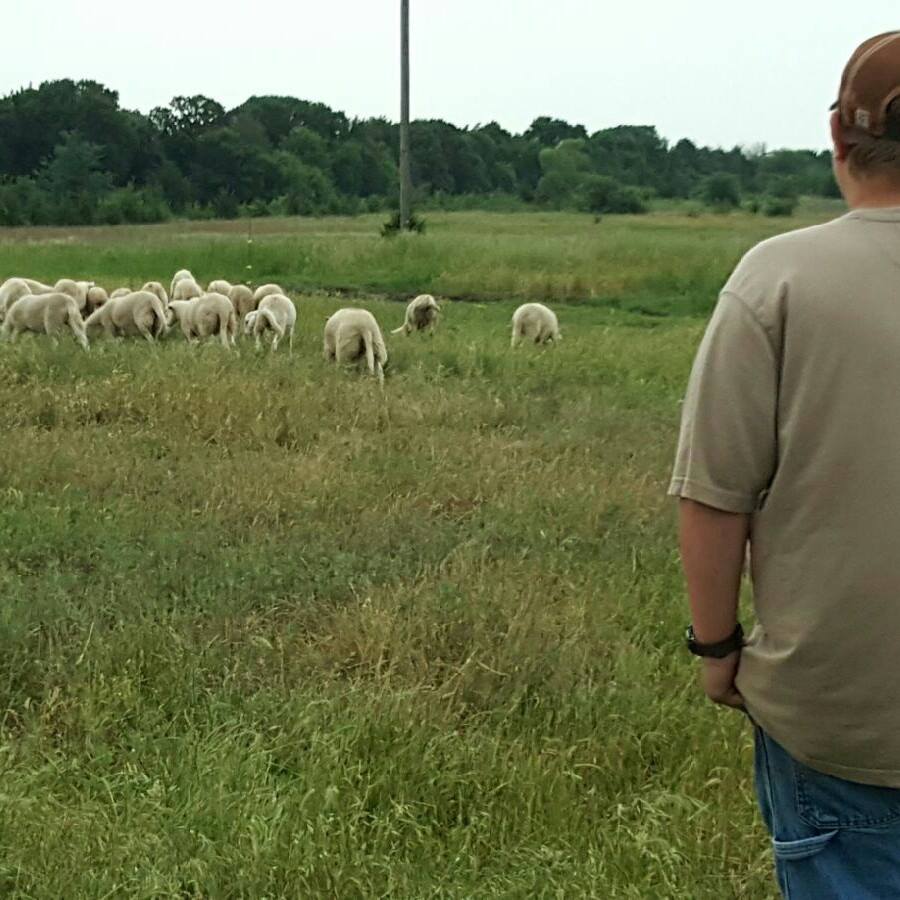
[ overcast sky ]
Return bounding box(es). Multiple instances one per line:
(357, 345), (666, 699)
(2, 2), (897, 150)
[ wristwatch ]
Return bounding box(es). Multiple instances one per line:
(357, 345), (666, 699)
(686, 623), (744, 658)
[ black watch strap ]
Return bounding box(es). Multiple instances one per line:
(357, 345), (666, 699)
(686, 623), (744, 659)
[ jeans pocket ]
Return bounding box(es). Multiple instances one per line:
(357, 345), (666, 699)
(795, 762), (900, 830)
(772, 829), (838, 861)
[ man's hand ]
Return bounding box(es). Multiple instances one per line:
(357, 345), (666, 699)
(701, 652), (745, 709)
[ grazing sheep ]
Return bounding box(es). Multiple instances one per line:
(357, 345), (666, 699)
(253, 283), (285, 304)
(1, 292), (89, 350)
(0, 278), (33, 321)
(19, 277), (92, 309)
(391, 294), (441, 335)
(172, 278), (203, 302)
(229, 284), (256, 320)
(141, 281), (169, 309)
(110, 287), (132, 300)
(168, 293), (237, 349)
(208, 279), (233, 296)
(86, 286), (109, 314)
(170, 269), (194, 297)
(19, 278), (54, 294)
(511, 303), (560, 348)
(84, 291), (167, 342)
(48, 279), (92, 312)
(323, 308), (387, 384)
(246, 293), (296, 352)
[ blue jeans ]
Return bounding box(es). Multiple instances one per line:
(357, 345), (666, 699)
(754, 726), (900, 898)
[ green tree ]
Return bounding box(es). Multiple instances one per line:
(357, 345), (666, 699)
(525, 117), (588, 146)
(535, 139), (591, 207)
(283, 126), (329, 169)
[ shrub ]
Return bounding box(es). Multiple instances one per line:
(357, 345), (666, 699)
(211, 190), (240, 219)
(762, 196), (798, 217)
(381, 211), (427, 237)
(97, 187), (171, 225)
(579, 176), (648, 215)
(700, 173), (741, 210)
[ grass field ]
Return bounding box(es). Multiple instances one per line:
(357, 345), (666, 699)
(0, 208), (840, 897)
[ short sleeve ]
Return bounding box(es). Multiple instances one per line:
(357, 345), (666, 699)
(669, 292), (778, 513)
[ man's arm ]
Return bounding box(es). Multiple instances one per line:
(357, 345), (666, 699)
(678, 498), (750, 708)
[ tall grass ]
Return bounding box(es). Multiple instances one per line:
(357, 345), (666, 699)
(0, 208), (839, 315)
(0, 211), (829, 896)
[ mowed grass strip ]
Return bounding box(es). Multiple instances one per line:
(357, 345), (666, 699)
(0, 214), (803, 896)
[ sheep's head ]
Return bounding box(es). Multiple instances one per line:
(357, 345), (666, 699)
(243, 311), (258, 335)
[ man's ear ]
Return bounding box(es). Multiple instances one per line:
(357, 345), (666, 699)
(831, 110), (850, 163)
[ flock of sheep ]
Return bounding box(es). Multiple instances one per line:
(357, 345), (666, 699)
(0, 272), (562, 383)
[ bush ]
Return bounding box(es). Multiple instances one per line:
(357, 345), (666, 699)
(381, 211), (426, 237)
(212, 190), (240, 219)
(239, 199), (272, 219)
(97, 187), (171, 225)
(762, 196), (798, 217)
(578, 176), (648, 215)
(700, 173), (741, 210)
(742, 197), (761, 215)
(0, 177), (54, 226)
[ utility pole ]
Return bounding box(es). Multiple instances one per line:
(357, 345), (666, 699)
(399, 0), (412, 230)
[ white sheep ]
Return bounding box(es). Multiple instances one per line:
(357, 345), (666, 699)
(170, 269), (194, 297)
(84, 291), (168, 342)
(208, 279), (233, 296)
(229, 284), (256, 320)
(253, 283), (285, 304)
(172, 278), (203, 302)
(0, 278), (33, 321)
(245, 293), (296, 352)
(391, 294), (441, 335)
(86, 286), (109, 314)
(110, 287), (132, 299)
(168, 293), (237, 349)
(511, 303), (560, 348)
(323, 308), (387, 384)
(56, 279), (93, 312)
(141, 281), (169, 309)
(19, 278), (54, 293)
(1, 292), (89, 350)
(17, 278), (92, 311)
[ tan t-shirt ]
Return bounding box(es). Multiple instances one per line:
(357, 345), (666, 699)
(670, 207), (900, 787)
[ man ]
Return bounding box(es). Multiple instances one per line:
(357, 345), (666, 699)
(670, 32), (900, 898)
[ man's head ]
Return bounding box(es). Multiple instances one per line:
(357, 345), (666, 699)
(831, 32), (900, 204)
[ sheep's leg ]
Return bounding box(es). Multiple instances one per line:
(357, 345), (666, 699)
(288, 327), (294, 355)
(44, 313), (62, 346)
(71, 322), (90, 352)
(137, 320), (155, 343)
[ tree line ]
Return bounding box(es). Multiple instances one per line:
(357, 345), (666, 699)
(0, 79), (838, 227)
